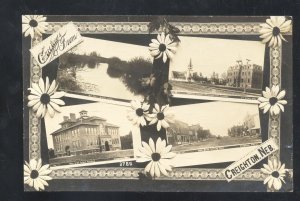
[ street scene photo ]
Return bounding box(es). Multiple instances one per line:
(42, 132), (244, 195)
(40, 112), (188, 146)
(44, 102), (135, 167)
(169, 36), (266, 102)
(166, 102), (262, 153)
(57, 37), (153, 101)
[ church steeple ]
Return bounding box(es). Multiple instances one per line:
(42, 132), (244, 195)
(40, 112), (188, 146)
(188, 58), (193, 68)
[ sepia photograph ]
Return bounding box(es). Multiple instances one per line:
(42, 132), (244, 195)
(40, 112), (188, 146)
(169, 36), (266, 102)
(57, 37), (153, 101)
(166, 101), (262, 154)
(44, 102), (136, 167)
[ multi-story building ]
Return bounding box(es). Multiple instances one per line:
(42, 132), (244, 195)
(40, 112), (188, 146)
(166, 120), (210, 145)
(50, 110), (121, 157)
(227, 59), (263, 89)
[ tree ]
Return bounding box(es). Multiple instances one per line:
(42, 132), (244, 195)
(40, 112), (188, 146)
(48, 148), (55, 159)
(120, 132), (133, 149)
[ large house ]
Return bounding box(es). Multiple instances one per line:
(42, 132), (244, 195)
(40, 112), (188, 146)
(166, 120), (210, 145)
(227, 59), (263, 89)
(50, 110), (121, 157)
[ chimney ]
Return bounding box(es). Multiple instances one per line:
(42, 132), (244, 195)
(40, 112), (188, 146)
(70, 113), (76, 121)
(63, 116), (69, 121)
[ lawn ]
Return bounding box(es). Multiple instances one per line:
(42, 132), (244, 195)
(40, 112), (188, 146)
(171, 136), (261, 153)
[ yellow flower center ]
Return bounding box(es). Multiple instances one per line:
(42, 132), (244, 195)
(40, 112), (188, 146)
(29, 19), (38, 28)
(272, 27), (280, 36)
(271, 171), (280, 178)
(135, 108), (144, 117)
(269, 97), (278, 106)
(157, 112), (165, 120)
(159, 44), (166, 52)
(151, 152), (161, 161)
(30, 170), (39, 179)
(40, 93), (50, 104)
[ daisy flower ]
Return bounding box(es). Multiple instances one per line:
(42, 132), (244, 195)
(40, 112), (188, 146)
(261, 159), (287, 191)
(136, 137), (176, 178)
(149, 32), (177, 63)
(258, 85), (287, 116)
(22, 15), (48, 38)
(127, 100), (150, 127)
(24, 159), (52, 191)
(147, 104), (174, 131)
(259, 16), (292, 47)
(27, 77), (65, 118)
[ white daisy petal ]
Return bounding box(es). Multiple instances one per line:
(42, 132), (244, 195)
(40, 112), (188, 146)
(142, 141), (153, 155)
(277, 103), (284, 112)
(28, 87), (42, 96)
(277, 35), (282, 47)
(163, 52), (168, 63)
(49, 102), (61, 113)
(157, 120), (162, 131)
(268, 177), (275, 189)
(36, 104), (45, 118)
(145, 161), (153, 174)
(47, 80), (57, 95)
(157, 162), (168, 176)
(276, 16), (286, 27)
(272, 85), (280, 96)
(277, 90), (286, 100)
(150, 49), (160, 57)
(50, 98), (65, 106)
(47, 104), (55, 117)
(161, 145), (172, 155)
(51, 92), (65, 99)
(28, 95), (40, 101)
(149, 42), (159, 47)
(24, 164), (31, 174)
(149, 118), (158, 125)
(150, 162), (155, 177)
(261, 168), (272, 175)
(29, 159), (38, 170)
(149, 138), (156, 153)
(155, 138), (163, 153)
(151, 39), (160, 45)
(161, 120), (170, 129)
(39, 175), (52, 181)
(259, 102), (269, 109)
(38, 164), (50, 174)
(22, 15), (30, 23)
(264, 175), (272, 185)
(38, 78), (45, 93)
(261, 34), (273, 44)
(140, 117), (147, 126)
(263, 104), (271, 113)
(273, 178), (282, 190)
(32, 102), (41, 111)
(154, 104), (160, 113)
(32, 83), (43, 95)
(154, 162), (160, 177)
(28, 99), (40, 107)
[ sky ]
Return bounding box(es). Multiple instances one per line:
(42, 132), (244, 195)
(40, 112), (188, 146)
(72, 36), (152, 61)
(169, 36), (266, 77)
(169, 101), (260, 137)
(44, 102), (133, 148)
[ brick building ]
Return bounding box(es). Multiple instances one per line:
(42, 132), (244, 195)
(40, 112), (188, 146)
(50, 110), (121, 157)
(166, 120), (210, 145)
(227, 59), (263, 89)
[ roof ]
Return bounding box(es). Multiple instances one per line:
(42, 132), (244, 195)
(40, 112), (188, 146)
(106, 123), (119, 128)
(50, 122), (99, 135)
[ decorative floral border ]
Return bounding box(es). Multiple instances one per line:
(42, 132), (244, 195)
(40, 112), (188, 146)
(45, 22), (292, 35)
(25, 19), (292, 188)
